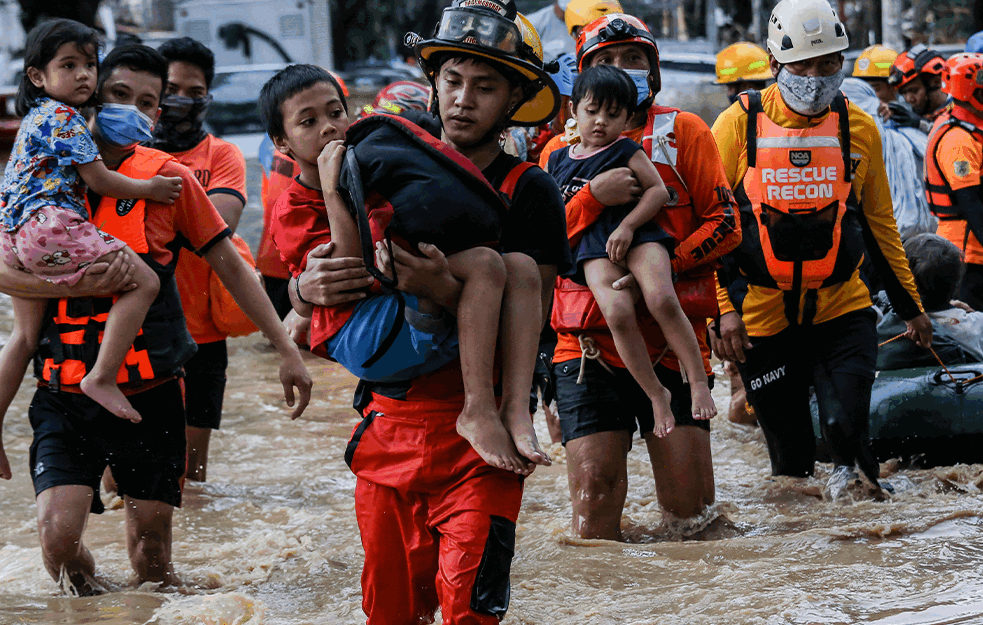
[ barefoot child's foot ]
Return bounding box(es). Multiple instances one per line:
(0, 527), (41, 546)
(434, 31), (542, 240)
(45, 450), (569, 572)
(80, 375), (142, 423)
(691, 381), (717, 420)
(502, 408), (551, 467)
(456, 406), (530, 474)
(651, 387), (674, 438)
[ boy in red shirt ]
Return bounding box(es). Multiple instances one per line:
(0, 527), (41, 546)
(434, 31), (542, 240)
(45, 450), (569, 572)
(264, 63), (550, 473)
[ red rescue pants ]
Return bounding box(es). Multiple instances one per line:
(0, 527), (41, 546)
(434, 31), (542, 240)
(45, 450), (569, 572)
(348, 394), (524, 624)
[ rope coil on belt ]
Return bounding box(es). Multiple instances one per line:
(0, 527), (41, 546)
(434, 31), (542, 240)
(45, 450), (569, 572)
(576, 334), (671, 384)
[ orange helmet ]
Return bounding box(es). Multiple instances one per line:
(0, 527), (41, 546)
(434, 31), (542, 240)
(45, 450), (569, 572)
(576, 14), (659, 88)
(942, 52), (983, 113)
(359, 81), (432, 119)
(888, 44), (946, 88)
(328, 70), (349, 97)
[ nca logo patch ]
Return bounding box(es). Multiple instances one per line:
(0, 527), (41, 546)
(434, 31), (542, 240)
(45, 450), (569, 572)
(789, 150), (812, 167)
(116, 198), (137, 216)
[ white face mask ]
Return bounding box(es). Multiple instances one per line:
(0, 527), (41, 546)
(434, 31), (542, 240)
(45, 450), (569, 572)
(776, 67), (844, 116)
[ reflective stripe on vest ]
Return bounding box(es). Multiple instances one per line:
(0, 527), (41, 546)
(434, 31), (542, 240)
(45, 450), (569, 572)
(39, 147), (174, 389)
(733, 90), (865, 325)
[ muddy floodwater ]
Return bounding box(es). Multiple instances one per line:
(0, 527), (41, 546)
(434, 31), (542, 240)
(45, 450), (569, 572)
(2, 157), (983, 623)
(2, 291), (983, 625)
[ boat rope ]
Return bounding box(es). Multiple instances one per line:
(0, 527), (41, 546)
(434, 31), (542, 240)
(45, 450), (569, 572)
(879, 332), (959, 384)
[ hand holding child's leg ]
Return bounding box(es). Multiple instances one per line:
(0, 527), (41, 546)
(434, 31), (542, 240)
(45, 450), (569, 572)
(79, 247), (160, 423)
(626, 243), (716, 421)
(584, 258), (675, 436)
(447, 247), (530, 474)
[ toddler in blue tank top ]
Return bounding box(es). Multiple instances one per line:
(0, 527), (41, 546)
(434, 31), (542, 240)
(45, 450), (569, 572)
(547, 65), (717, 434)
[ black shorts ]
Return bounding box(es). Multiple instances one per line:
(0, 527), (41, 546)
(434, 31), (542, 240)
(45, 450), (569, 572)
(529, 340), (557, 414)
(28, 379), (186, 514)
(263, 275), (293, 320)
(554, 357), (712, 444)
(183, 339), (228, 430)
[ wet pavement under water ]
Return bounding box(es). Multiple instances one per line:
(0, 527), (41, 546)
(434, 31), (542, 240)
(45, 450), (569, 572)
(2, 290), (983, 625)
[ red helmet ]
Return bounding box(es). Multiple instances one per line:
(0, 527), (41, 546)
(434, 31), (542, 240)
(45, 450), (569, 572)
(888, 44), (946, 88)
(943, 53), (983, 114)
(328, 70), (350, 97)
(575, 14), (660, 91)
(359, 81), (432, 118)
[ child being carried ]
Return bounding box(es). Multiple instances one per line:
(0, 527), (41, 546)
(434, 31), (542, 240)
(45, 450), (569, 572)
(547, 65), (717, 434)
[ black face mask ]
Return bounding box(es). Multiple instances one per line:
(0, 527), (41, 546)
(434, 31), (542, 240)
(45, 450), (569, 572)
(148, 94), (213, 153)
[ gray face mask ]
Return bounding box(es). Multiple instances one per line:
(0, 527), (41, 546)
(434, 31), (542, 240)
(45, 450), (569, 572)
(776, 67), (844, 116)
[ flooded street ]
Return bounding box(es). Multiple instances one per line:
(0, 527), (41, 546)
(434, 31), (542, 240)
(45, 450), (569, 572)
(0, 163), (982, 625)
(3, 294), (983, 624)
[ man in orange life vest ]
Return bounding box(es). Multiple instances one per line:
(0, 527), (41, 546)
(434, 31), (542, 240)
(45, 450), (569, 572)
(288, 0), (570, 621)
(148, 37), (249, 482)
(538, 12), (740, 538)
(711, 0), (931, 496)
(0, 45), (310, 594)
(924, 53), (983, 312)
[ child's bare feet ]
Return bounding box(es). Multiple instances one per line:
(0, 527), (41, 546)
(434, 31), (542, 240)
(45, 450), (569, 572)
(502, 408), (551, 467)
(651, 387), (675, 438)
(691, 382), (717, 420)
(457, 405), (531, 475)
(80, 375), (142, 423)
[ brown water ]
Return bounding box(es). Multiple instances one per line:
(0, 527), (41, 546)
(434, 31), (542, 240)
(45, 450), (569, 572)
(3, 154), (983, 625)
(3, 294), (983, 625)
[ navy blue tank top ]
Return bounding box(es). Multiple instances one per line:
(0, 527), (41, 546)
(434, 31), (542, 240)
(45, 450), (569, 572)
(546, 136), (641, 209)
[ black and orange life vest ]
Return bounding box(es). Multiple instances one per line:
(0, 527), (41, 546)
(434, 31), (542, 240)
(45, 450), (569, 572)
(728, 90), (864, 325)
(33, 147), (197, 390)
(925, 111), (983, 264)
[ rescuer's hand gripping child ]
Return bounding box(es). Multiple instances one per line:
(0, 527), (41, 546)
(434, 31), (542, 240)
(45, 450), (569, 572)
(547, 65), (717, 435)
(0, 20), (182, 425)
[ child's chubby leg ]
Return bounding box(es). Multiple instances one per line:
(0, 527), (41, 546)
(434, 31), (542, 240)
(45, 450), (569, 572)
(498, 252), (550, 467)
(584, 257), (675, 437)
(0, 297), (46, 479)
(445, 247), (530, 474)
(79, 247), (160, 423)
(626, 243), (716, 421)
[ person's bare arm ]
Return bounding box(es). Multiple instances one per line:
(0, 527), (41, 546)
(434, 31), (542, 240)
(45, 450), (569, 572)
(607, 150), (671, 263)
(318, 141), (360, 260)
(375, 241), (463, 314)
(209, 193), (245, 233)
(0, 250), (135, 299)
(76, 159), (182, 204)
(205, 237), (312, 419)
(291, 243), (375, 318)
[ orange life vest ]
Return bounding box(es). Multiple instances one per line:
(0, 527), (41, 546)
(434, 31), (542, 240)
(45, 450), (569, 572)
(728, 90), (864, 325)
(34, 147), (198, 390)
(925, 111), (983, 264)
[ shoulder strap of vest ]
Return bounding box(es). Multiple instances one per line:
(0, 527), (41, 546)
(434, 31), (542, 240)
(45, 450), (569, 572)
(125, 146), (175, 177)
(499, 161), (535, 203)
(744, 90), (763, 169)
(830, 93), (852, 183)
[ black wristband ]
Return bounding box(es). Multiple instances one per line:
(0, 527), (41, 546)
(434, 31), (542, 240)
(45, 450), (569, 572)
(294, 276), (312, 306)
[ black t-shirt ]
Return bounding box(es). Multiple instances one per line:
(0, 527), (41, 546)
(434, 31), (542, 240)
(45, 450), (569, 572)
(482, 151), (571, 275)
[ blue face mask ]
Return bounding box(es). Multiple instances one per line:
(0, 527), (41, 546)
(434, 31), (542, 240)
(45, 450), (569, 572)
(96, 103), (155, 148)
(622, 68), (651, 106)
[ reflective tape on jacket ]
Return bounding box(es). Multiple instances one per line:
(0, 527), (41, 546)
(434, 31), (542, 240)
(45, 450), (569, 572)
(35, 147), (197, 389)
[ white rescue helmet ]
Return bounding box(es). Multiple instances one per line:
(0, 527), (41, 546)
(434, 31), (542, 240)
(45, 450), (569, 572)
(767, 0), (849, 65)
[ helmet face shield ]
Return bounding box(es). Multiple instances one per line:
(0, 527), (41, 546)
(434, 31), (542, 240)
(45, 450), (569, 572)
(437, 9), (522, 55)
